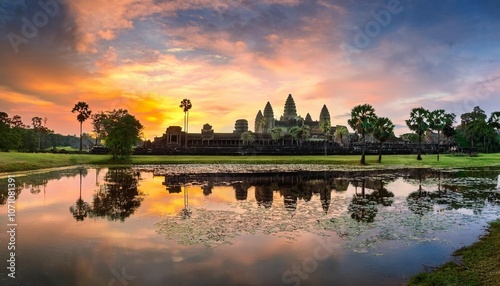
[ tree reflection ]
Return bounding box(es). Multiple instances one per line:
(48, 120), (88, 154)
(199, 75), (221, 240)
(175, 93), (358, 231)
(69, 168), (91, 221)
(90, 168), (143, 221)
(348, 180), (378, 223)
(348, 179), (395, 223)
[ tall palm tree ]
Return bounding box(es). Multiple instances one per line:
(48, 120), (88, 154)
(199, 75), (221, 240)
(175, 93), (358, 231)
(406, 107), (430, 160)
(428, 109), (455, 161)
(373, 117), (395, 163)
(179, 99), (192, 147)
(348, 104), (377, 164)
(71, 102), (92, 152)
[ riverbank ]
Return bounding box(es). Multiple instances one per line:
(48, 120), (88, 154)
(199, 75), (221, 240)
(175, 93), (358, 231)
(408, 219), (500, 286)
(1, 152), (500, 173)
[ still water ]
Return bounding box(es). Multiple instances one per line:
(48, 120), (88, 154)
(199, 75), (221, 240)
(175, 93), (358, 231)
(1, 167), (500, 286)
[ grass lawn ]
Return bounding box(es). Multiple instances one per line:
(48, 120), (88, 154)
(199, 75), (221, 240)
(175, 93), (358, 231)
(408, 219), (500, 286)
(1, 152), (500, 173)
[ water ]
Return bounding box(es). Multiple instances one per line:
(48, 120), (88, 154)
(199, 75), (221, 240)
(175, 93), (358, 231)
(1, 167), (499, 285)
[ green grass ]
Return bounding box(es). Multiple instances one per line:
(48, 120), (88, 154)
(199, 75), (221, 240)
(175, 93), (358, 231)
(408, 219), (500, 286)
(0, 152), (500, 173)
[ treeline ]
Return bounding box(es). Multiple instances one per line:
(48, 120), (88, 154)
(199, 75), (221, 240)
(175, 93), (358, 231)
(348, 104), (500, 163)
(0, 112), (92, 152)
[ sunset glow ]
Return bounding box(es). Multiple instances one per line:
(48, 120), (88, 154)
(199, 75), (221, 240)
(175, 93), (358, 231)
(1, 0), (499, 138)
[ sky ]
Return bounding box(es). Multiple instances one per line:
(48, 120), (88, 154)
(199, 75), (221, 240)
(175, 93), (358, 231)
(0, 0), (499, 139)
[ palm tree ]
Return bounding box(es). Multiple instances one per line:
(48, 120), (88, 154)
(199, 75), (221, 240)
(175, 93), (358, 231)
(320, 120), (331, 155)
(334, 125), (349, 147)
(240, 131), (255, 145)
(405, 107), (430, 160)
(348, 104), (377, 164)
(71, 102), (92, 152)
(179, 99), (192, 147)
(270, 127), (284, 145)
(289, 126), (303, 146)
(428, 109), (455, 161)
(373, 117), (395, 163)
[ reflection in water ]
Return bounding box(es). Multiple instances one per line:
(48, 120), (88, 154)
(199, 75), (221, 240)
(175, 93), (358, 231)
(232, 182), (250, 201)
(69, 168), (91, 221)
(3, 167), (500, 285)
(348, 179), (395, 223)
(90, 168), (144, 221)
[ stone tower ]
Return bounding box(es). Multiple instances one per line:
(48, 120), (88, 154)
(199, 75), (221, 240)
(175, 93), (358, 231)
(234, 119), (249, 134)
(319, 105), (331, 126)
(263, 102), (275, 133)
(255, 110), (263, 133)
(282, 94), (297, 120)
(305, 113), (313, 123)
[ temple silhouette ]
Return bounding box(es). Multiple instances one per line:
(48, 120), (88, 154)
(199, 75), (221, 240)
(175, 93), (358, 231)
(148, 94), (334, 152)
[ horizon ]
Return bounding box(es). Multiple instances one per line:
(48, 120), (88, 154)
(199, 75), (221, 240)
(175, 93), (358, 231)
(1, 0), (499, 139)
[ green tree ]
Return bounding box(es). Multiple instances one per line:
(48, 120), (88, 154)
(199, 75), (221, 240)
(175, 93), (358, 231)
(334, 125), (349, 147)
(405, 107), (430, 160)
(91, 112), (107, 146)
(71, 102), (92, 152)
(373, 117), (395, 163)
(240, 131), (255, 145)
(488, 111), (500, 134)
(32, 116), (43, 150)
(348, 104), (377, 164)
(428, 109), (455, 161)
(102, 109), (143, 159)
(270, 127), (284, 145)
(0, 112), (11, 151)
(460, 106), (489, 152)
(301, 125), (311, 142)
(289, 126), (303, 146)
(179, 99), (192, 147)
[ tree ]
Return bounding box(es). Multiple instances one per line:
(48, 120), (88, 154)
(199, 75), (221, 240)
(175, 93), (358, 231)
(348, 104), (377, 164)
(240, 131), (255, 145)
(179, 99), (192, 147)
(71, 102), (92, 152)
(460, 106), (489, 153)
(32, 116), (43, 150)
(373, 117), (395, 163)
(91, 112), (107, 146)
(101, 109), (143, 159)
(334, 125), (349, 147)
(428, 109), (455, 161)
(289, 126), (303, 146)
(270, 127), (284, 145)
(319, 120), (331, 155)
(301, 125), (311, 142)
(405, 107), (430, 160)
(488, 111), (500, 132)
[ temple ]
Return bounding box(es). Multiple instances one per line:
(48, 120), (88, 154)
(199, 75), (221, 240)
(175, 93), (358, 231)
(148, 94), (334, 152)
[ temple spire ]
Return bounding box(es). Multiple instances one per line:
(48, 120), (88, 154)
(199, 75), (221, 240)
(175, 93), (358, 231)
(283, 94), (297, 120)
(319, 105), (331, 125)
